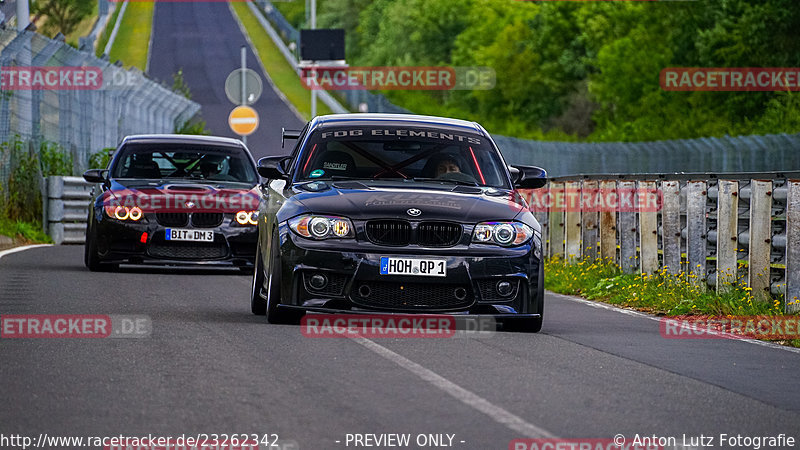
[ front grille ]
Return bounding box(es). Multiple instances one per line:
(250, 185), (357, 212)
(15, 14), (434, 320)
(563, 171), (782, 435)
(476, 279), (520, 302)
(366, 220), (411, 246)
(351, 281), (473, 310)
(303, 272), (348, 296)
(417, 222), (462, 247)
(147, 234), (228, 260)
(156, 212), (188, 227)
(191, 212), (223, 228)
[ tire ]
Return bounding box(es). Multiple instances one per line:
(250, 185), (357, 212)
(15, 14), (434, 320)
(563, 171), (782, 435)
(250, 239), (267, 315)
(84, 219), (117, 272)
(265, 231), (303, 324)
(505, 263), (544, 333)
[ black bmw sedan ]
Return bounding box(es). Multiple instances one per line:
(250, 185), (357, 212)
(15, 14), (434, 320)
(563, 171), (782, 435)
(83, 134), (261, 271)
(251, 114), (547, 331)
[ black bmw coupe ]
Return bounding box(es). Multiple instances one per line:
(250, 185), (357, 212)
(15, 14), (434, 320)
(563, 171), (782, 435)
(83, 134), (261, 271)
(251, 114), (547, 331)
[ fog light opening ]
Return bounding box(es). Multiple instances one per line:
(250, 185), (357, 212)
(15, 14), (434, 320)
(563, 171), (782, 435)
(496, 280), (514, 297)
(358, 284), (371, 298)
(309, 273), (328, 290)
(454, 287), (467, 301)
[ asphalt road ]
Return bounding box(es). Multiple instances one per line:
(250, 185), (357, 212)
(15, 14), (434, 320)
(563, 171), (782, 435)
(147, 1), (304, 160)
(2, 245), (799, 450)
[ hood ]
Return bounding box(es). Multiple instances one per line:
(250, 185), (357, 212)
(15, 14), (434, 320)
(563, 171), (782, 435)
(290, 181), (526, 223)
(101, 179), (260, 213)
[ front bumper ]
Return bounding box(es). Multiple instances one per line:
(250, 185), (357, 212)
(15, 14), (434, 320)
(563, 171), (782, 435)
(275, 226), (542, 315)
(92, 212), (257, 267)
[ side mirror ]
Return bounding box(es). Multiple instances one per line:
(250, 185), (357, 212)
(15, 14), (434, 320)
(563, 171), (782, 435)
(83, 169), (108, 184)
(510, 165), (547, 189)
(258, 156), (290, 180)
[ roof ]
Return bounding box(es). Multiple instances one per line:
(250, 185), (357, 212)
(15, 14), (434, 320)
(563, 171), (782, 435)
(311, 113), (486, 135)
(122, 134), (245, 147)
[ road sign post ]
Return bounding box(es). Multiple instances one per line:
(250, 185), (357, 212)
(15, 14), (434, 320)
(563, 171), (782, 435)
(225, 47), (263, 143)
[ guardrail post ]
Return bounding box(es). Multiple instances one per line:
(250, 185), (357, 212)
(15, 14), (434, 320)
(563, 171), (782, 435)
(661, 180), (682, 275)
(748, 180), (773, 302)
(618, 180), (637, 273)
(564, 180), (581, 262)
(786, 180), (800, 313)
(686, 181), (707, 286)
(598, 180), (617, 264)
(581, 180), (599, 260)
(638, 181), (658, 274)
(548, 182), (565, 259)
(716, 180), (739, 291)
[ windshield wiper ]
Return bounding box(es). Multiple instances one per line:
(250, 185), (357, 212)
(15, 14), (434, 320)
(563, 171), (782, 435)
(411, 177), (480, 187)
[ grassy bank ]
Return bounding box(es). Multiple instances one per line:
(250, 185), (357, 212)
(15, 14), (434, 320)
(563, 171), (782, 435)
(96, 2), (122, 57)
(108, 2), (154, 70)
(545, 256), (799, 345)
(545, 256), (790, 316)
(231, 2), (333, 120)
(0, 218), (51, 245)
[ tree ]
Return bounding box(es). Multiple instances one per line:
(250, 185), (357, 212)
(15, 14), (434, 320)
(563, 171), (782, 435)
(32, 0), (93, 38)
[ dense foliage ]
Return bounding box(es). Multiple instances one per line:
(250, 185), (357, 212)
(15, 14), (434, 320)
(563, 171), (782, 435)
(277, 0), (800, 141)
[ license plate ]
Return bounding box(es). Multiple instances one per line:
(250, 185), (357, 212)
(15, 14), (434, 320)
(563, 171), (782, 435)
(165, 229), (214, 242)
(380, 257), (446, 277)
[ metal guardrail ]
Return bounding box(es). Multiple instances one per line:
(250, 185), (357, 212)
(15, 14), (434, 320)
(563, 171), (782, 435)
(44, 176), (92, 245)
(527, 172), (800, 313)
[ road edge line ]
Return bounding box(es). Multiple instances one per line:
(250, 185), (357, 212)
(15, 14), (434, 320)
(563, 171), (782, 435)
(0, 244), (53, 261)
(547, 290), (800, 355)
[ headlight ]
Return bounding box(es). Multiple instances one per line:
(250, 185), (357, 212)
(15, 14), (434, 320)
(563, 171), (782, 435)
(472, 222), (533, 246)
(288, 214), (354, 239)
(235, 210), (259, 226)
(104, 205), (143, 221)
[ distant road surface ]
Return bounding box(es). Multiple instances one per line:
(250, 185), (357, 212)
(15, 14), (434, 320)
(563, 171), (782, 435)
(147, 2), (304, 159)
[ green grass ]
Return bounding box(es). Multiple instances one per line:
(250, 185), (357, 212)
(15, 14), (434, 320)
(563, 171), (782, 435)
(0, 217), (52, 245)
(108, 2), (155, 70)
(545, 256), (800, 346)
(66, 0), (100, 48)
(545, 256), (790, 316)
(96, 2), (122, 57)
(231, 2), (335, 120)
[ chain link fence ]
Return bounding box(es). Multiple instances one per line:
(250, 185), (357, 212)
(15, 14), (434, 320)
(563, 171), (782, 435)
(0, 28), (200, 187)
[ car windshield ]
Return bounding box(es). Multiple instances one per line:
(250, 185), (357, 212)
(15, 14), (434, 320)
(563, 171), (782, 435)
(295, 126), (509, 188)
(112, 143), (258, 184)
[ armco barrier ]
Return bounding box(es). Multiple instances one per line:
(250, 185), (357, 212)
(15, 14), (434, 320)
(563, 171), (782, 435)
(530, 172), (800, 313)
(44, 176), (93, 245)
(45, 172), (800, 313)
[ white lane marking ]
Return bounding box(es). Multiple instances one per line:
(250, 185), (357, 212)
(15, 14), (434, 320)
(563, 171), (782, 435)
(352, 336), (558, 439)
(549, 291), (800, 355)
(0, 244), (52, 261)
